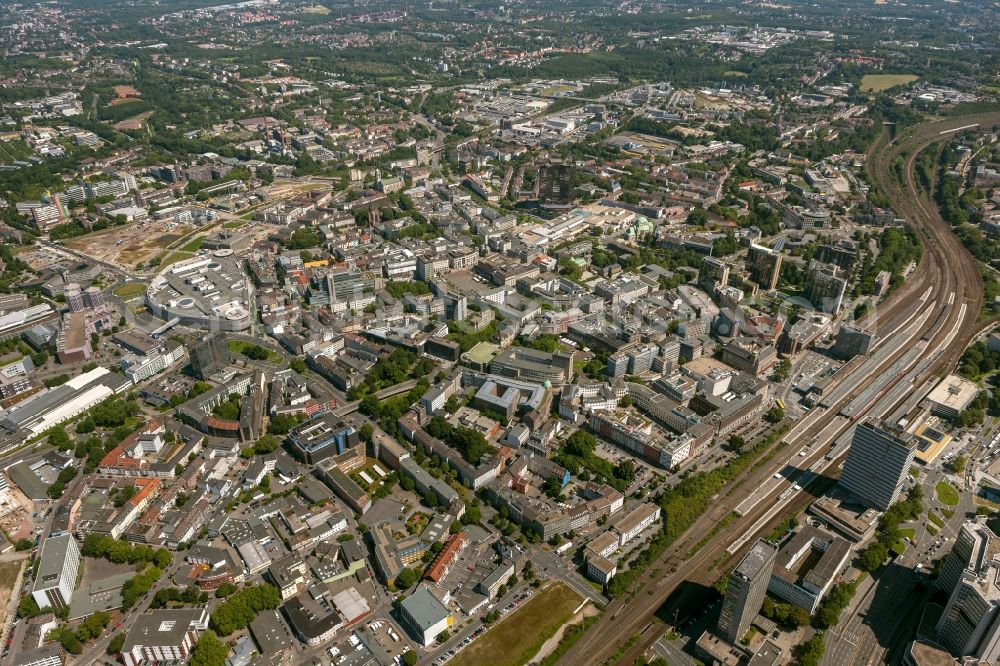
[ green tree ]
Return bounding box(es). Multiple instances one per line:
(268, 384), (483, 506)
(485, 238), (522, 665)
(190, 630), (230, 666)
(813, 581), (858, 630)
(286, 226), (322, 249)
(51, 626), (83, 654)
(615, 459), (636, 484)
(239, 344), (269, 361)
(153, 548), (173, 569)
(394, 568), (421, 590)
(46, 426), (72, 450)
(17, 595), (42, 618)
(565, 430), (597, 457)
(761, 596), (809, 630)
(793, 634), (825, 666)
(522, 334), (561, 353)
(858, 542), (888, 573)
(122, 567), (162, 610)
(75, 611), (110, 642)
(403, 649), (419, 666)
(425, 415), (496, 464)
(267, 413), (303, 435)
(107, 632), (126, 655)
(216, 583), (237, 598)
(461, 499), (482, 525)
(789, 606), (811, 629)
(558, 256), (584, 281)
(210, 585), (281, 636)
(212, 400), (240, 420)
(687, 207), (708, 226)
(360, 423), (374, 443)
(252, 435), (280, 455)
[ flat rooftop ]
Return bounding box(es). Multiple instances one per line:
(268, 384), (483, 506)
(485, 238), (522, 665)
(33, 534), (75, 594)
(771, 525), (851, 590)
(68, 571), (134, 620)
(926, 374), (978, 413)
(735, 540), (777, 580)
(913, 421), (953, 465)
(146, 252), (250, 325)
(400, 587), (450, 630)
(808, 493), (881, 542)
(463, 341), (501, 366)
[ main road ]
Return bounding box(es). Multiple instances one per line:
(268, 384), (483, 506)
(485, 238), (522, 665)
(555, 112), (1000, 666)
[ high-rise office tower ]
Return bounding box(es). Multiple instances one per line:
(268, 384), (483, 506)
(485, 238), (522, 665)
(189, 333), (231, 380)
(935, 520), (1000, 662)
(65, 283), (85, 313)
(803, 260), (847, 314)
(699, 256), (730, 293)
(745, 243), (783, 291)
(938, 519), (995, 594)
(718, 539), (777, 644)
(831, 324), (876, 360)
(83, 286), (105, 310)
(32, 534), (80, 609)
(839, 419), (916, 511)
(538, 159), (575, 207)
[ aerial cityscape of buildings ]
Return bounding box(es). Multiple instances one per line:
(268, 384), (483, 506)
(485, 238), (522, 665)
(0, 1), (996, 666)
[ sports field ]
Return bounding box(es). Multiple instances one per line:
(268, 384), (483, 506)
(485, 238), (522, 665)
(860, 74), (917, 92)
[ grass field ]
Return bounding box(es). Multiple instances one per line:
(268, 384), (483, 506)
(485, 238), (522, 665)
(860, 74), (917, 92)
(896, 529), (916, 553)
(113, 283), (147, 299)
(155, 251), (196, 269)
(180, 236), (205, 253)
(451, 582), (583, 666)
(928, 510), (945, 529)
(936, 482), (960, 506)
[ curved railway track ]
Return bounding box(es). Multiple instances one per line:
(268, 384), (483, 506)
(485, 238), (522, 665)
(555, 113), (1000, 666)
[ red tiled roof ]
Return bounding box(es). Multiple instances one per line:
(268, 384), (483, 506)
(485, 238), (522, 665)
(426, 533), (467, 582)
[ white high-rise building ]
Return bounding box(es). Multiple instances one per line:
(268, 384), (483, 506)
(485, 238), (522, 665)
(31, 534), (80, 609)
(839, 419), (916, 511)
